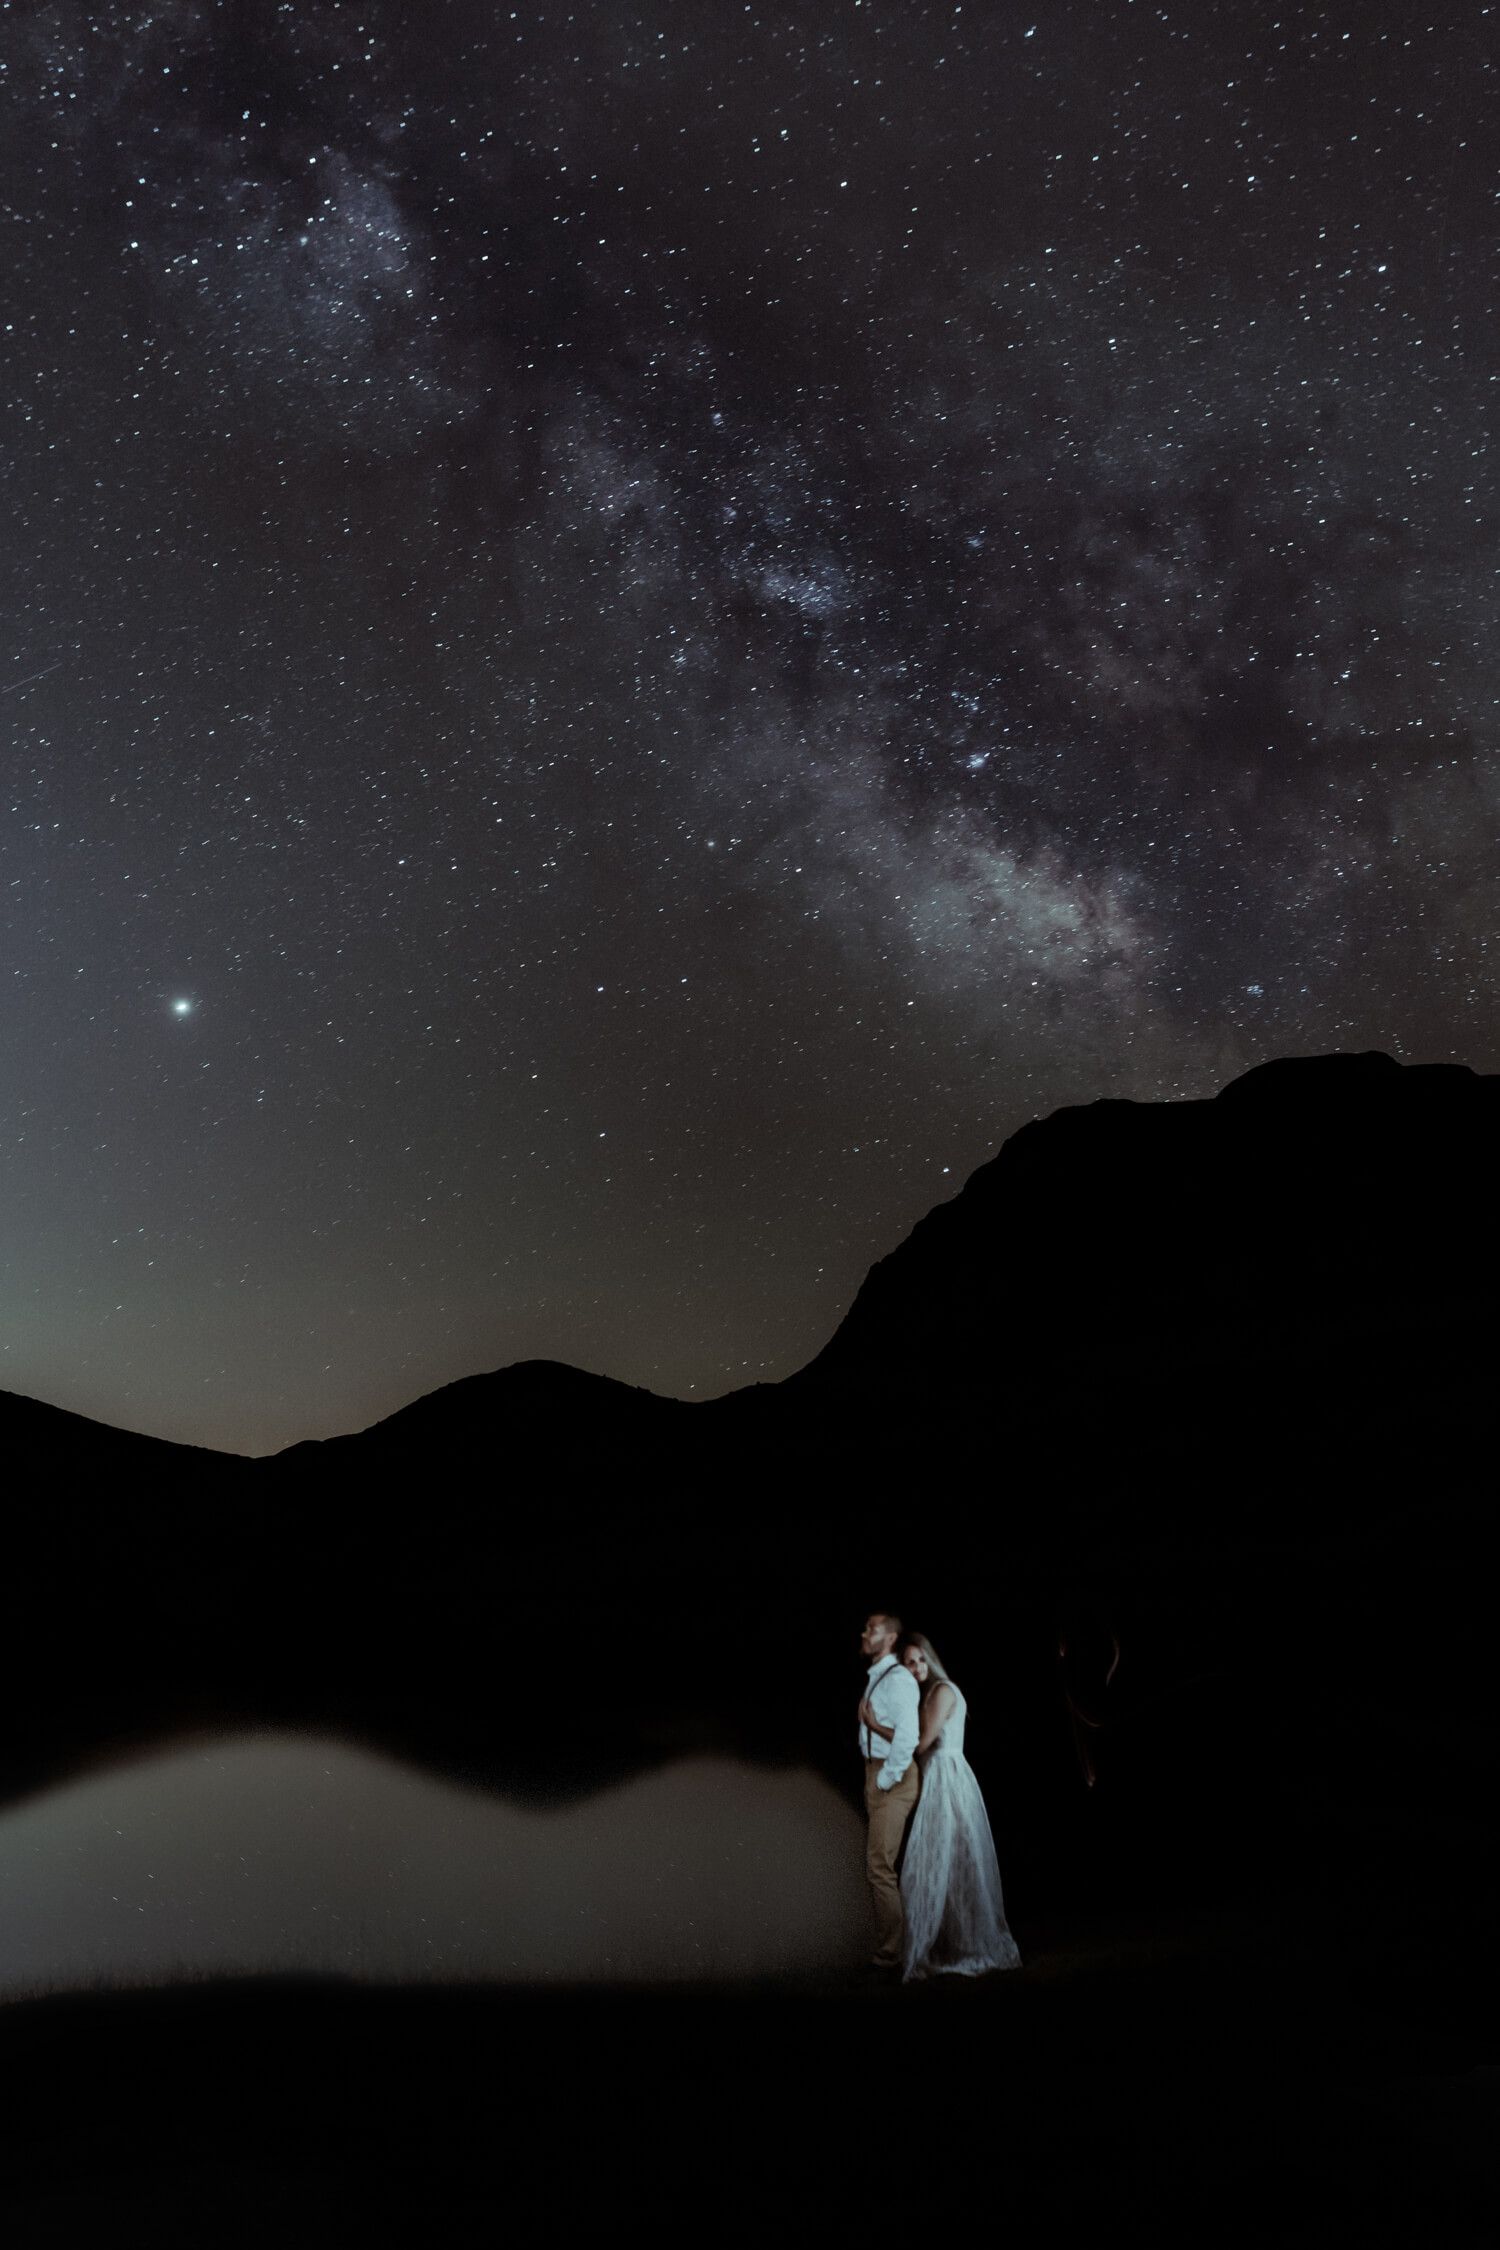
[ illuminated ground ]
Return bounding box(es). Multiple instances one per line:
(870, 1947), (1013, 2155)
(1, 1893), (1492, 2245)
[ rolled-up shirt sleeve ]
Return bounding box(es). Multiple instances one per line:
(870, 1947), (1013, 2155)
(877, 1670), (921, 1789)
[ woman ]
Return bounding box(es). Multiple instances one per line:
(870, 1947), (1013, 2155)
(859, 1632), (1021, 1981)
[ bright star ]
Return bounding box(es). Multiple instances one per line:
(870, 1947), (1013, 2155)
(172, 999), (192, 1016)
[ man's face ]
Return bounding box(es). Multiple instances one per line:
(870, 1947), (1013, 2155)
(861, 1614), (897, 1660)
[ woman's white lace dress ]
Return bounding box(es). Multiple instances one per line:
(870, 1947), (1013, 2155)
(900, 1684), (1021, 1981)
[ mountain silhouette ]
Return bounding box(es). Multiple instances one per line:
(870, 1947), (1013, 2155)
(2, 1051), (1493, 1925)
(782, 1048), (1497, 1479)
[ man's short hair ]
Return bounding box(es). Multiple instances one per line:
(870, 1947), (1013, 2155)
(871, 1612), (903, 1638)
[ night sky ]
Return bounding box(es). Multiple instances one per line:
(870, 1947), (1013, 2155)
(2, 1), (1496, 1455)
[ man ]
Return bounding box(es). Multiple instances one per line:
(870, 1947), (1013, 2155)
(856, 1611), (921, 1979)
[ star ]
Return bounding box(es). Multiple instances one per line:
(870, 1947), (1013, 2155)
(0, 1), (1491, 1454)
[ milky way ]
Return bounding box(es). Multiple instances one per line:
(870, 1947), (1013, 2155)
(2, 2), (1496, 1450)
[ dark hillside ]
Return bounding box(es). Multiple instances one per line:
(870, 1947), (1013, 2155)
(783, 1050), (1497, 1484)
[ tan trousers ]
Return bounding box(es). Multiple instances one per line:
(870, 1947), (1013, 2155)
(864, 1757), (920, 1968)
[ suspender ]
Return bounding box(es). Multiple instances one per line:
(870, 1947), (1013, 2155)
(863, 1659), (903, 1752)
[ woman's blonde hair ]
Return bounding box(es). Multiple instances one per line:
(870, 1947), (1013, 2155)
(900, 1632), (956, 1692)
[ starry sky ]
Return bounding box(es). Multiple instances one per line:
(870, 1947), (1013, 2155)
(2, 0), (1496, 1455)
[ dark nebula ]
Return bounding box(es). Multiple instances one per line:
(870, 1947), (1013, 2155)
(2, 1), (1496, 1449)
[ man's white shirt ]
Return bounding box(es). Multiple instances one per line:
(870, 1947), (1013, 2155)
(860, 1654), (920, 1790)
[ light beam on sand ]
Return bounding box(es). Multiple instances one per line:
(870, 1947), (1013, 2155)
(0, 1735), (870, 1995)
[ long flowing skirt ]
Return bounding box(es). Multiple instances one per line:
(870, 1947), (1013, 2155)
(900, 1749), (1021, 1981)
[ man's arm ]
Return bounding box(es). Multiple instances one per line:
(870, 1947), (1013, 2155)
(876, 1671), (921, 1789)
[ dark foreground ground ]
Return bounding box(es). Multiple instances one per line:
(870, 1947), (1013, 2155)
(1, 1883), (1495, 2247)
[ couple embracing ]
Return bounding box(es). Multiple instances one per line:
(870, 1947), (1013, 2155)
(858, 1611), (1022, 1984)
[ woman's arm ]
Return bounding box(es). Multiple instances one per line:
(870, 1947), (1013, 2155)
(858, 1695), (895, 1741)
(915, 1682), (956, 1757)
